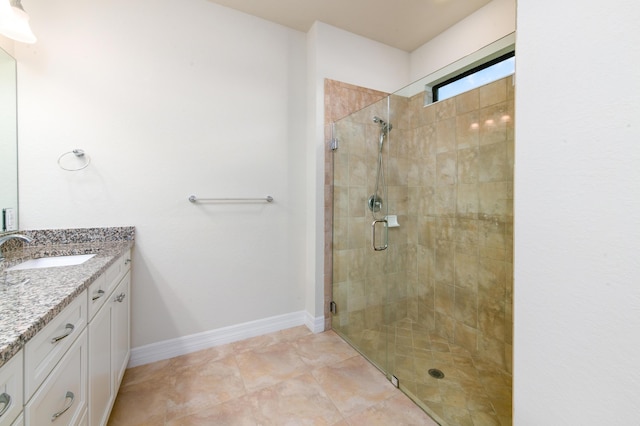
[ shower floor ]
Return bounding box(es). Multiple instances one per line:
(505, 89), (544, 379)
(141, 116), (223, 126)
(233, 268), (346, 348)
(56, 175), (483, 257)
(337, 318), (512, 426)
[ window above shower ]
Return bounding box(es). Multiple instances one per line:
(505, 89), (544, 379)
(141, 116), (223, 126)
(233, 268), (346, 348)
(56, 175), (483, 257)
(393, 32), (516, 106)
(432, 51), (515, 102)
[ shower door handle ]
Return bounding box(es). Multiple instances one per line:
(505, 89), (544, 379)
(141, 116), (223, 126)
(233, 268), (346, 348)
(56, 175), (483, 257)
(371, 219), (388, 251)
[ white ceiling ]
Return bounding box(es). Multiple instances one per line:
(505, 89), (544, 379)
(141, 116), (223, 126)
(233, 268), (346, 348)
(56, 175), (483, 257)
(206, 0), (493, 52)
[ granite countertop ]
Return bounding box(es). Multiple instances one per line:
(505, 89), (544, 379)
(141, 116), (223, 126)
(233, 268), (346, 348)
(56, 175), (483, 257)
(0, 227), (134, 369)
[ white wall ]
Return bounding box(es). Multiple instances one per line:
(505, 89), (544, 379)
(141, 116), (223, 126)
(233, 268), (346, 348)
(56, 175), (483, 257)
(410, 0), (516, 82)
(15, 0), (307, 348)
(514, 0), (640, 423)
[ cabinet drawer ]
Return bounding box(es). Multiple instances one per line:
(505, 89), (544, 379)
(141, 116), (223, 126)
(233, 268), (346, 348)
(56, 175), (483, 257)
(88, 251), (130, 321)
(25, 330), (87, 426)
(87, 274), (108, 321)
(104, 250), (131, 293)
(0, 350), (23, 426)
(24, 292), (87, 401)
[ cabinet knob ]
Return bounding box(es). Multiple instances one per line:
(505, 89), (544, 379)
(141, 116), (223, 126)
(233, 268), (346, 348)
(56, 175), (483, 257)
(115, 293), (126, 303)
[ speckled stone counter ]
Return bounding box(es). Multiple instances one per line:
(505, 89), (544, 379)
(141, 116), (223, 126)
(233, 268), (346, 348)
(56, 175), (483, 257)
(0, 227), (134, 368)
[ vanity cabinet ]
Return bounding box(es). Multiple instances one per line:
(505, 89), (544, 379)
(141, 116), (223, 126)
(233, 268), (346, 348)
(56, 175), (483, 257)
(0, 349), (23, 426)
(88, 251), (131, 426)
(0, 246), (131, 426)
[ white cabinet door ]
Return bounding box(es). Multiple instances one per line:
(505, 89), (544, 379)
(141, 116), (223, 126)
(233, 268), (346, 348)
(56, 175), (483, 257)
(111, 272), (130, 389)
(88, 298), (113, 426)
(0, 350), (23, 426)
(25, 330), (87, 426)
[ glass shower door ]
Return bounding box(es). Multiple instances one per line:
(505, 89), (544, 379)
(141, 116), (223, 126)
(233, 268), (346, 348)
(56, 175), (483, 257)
(331, 97), (392, 374)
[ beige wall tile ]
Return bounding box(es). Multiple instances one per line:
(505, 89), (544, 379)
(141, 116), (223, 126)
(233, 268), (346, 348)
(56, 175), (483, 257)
(456, 88), (480, 114)
(435, 97), (457, 121)
(479, 79), (507, 108)
(479, 102), (509, 146)
(436, 117), (457, 153)
(456, 111), (481, 150)
(436, 151), (457, 185)
(478, 142), (508, 183)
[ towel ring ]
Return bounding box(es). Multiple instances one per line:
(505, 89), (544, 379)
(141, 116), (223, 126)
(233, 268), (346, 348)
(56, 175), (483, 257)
(58, 149), (91, 171)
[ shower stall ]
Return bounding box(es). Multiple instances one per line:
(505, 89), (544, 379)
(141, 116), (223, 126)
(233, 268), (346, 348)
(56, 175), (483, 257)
(329, 75), (514, 425)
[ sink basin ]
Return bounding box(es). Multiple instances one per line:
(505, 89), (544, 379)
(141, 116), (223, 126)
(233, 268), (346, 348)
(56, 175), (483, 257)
(6, 254), (96, 271)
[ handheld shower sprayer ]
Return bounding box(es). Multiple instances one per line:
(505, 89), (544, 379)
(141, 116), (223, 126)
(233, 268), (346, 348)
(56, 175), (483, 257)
(373, 116), (393, 133)
(373, 116), (392, 152)
(368, 115), (393, 219)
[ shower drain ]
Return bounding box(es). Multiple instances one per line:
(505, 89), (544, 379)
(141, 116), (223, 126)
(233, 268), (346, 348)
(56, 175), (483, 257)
(428, 368), (445, 379)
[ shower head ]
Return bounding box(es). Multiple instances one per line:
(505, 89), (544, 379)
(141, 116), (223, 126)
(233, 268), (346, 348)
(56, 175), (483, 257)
(373, 116), (393, 133)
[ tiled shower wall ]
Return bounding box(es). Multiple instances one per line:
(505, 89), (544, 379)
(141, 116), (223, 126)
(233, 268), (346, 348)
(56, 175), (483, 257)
(326, 76), (514, 372)
(405, 76), (514, 372)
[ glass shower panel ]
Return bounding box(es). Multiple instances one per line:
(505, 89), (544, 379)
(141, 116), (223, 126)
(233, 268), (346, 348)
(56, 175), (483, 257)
(331, 76), (514, 426)
(332, 96), (392, 373)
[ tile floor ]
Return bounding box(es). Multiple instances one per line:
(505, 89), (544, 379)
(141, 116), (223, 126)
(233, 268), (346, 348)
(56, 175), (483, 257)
(107, 326), (438, 425)
(337, 319), (513, 426)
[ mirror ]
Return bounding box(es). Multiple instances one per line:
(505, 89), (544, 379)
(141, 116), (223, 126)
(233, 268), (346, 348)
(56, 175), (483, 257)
(0, 46), (18, 233)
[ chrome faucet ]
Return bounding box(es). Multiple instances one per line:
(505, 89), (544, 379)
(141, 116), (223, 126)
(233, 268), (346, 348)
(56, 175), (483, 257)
(0, 234), (32, 260)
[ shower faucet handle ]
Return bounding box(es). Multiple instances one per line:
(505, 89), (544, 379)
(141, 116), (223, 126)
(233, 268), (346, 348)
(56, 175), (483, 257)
(371, 219), (388, 251)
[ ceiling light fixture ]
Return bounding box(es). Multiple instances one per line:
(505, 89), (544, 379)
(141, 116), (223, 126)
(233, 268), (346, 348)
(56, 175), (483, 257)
(0, 0), (37, 44)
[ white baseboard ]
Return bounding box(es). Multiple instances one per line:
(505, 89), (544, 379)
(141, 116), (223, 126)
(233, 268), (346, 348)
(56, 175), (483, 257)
(305, 311), (325, 333)
(129, 311), (324, 368)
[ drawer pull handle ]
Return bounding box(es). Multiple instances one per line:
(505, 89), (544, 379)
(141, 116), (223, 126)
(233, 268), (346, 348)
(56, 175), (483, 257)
(51, 391), (74, 422)
(115, 293), (126, 303)
(0, 393), (11, 418)
(51, 323), (75, 344)
(124, 258), (131, 265)
(92, 289), (105, 301)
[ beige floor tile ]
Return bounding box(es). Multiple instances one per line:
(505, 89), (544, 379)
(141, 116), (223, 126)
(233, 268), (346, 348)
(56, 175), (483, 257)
(108, 375), (172, 425)
(231, 333), (281, 354)
(170, 343), (236, 372)
(469, 409), (503, 426)
(442, 404), (474, 426)
(313, 356), (397, 418)
(166, 355), (246, 421)
(439, 382), (468, 408)
(275, 325), (314, 341)
(293, 330), (360, 367)
(247, 373), (344, 425)
(346, 394), (438, 426)
(165, 396), (256, 426)
(236, 341), (308, 391)
(119, 358), (175, 388)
